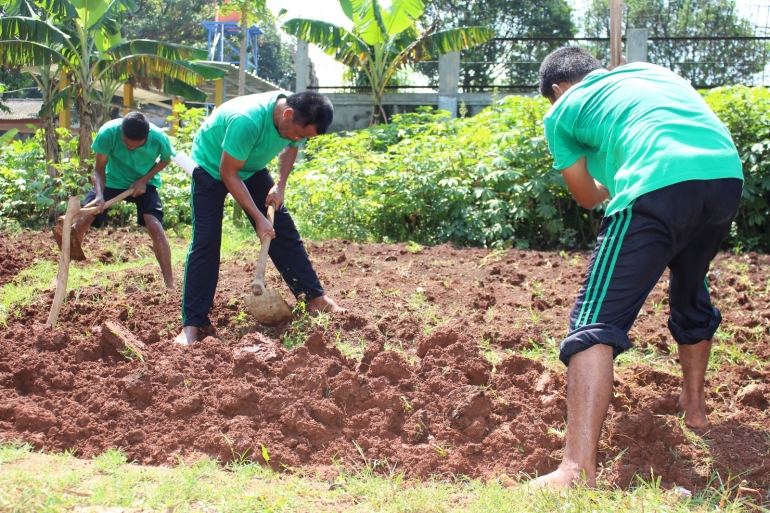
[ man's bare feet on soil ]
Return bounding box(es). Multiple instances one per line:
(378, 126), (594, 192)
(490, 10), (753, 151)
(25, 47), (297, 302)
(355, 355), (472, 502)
(677, 393), (710, 429)
(174, 326), (198, 345)
(529, 465), (593, 490)
(307, 295), (345, 314)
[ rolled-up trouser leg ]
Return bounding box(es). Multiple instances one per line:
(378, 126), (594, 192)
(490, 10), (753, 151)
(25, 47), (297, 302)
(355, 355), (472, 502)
(560, 178), (741, 366)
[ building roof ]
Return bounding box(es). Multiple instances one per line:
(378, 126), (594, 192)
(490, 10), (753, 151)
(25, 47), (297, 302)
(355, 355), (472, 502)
(127, 61), (282, 109)
(0, 99), (43, 120)
(193, 61), (282, 103)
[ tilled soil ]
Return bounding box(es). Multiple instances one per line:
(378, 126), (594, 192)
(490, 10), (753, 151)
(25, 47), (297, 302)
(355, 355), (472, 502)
(0, 230), (768, 499)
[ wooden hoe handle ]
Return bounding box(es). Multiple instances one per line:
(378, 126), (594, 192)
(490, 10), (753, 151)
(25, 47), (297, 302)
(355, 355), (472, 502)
(251, 204), (276, 296)
(79, 188), (135, 219)
(48, 196), (80, 326)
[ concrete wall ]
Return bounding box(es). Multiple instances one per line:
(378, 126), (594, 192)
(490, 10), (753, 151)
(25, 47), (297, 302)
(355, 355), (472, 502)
(323, 91), (522, 133)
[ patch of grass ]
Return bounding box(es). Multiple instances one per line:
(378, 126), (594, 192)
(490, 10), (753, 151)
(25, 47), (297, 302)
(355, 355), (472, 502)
(405, 240), (423, 253)
(281, 301), (331, 349)
(709, 328), (767, 372)
(333, 330), (368, 361)
(478, 337), (507, 369)
(0, 441), (762, 512)
(518, 336), (562, 370)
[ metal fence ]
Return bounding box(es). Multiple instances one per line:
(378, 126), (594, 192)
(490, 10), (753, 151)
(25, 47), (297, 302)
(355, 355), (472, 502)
(310, 4), (770, 93)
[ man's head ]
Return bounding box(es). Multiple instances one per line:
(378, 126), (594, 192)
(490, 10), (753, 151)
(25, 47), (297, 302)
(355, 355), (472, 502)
(538, 46), (602, 104)
(121, 111), (150, 150)
(277, 91), (334, 142)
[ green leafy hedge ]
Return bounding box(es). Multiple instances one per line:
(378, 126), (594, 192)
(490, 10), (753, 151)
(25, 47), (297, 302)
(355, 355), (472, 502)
(287, 87), (770, 251)
(2, 87), (770, 251)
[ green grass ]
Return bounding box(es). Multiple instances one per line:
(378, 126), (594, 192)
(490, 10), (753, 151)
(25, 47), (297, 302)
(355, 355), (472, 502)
(0, 441), (763, 512)
(518, 335), (562, 370)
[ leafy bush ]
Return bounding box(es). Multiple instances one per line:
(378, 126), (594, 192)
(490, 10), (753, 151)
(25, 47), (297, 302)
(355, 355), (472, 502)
(3, 89), (770, 251)
(288, 99), (599, 249)
(703, 86), (770, 252)
(0, 128), (89, 228)
(0, 105), (205, 231)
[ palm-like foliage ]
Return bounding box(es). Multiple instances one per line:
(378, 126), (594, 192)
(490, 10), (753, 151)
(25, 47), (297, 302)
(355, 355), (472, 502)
(282, 0), (494, 124)
(0, 0), (226, 168)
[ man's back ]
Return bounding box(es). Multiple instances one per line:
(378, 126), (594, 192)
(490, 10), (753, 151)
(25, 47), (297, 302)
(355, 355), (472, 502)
(544, 63), (743, 215)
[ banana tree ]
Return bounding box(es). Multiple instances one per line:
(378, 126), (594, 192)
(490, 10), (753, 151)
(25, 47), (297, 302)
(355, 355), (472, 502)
(0, 0), (226, 170)
(282, 0), (494, 124)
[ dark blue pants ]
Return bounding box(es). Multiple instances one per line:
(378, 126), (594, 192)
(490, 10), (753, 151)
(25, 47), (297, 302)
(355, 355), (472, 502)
(560, 178), (742, 366)
(182, 167), (324, 327)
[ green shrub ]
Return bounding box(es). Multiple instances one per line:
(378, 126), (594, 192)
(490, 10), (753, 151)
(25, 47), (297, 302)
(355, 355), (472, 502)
(288, 99), (598, 249)
(0, 128), (89, 227)
(3, 89), (770, 252)
(703, 86), (770, 252)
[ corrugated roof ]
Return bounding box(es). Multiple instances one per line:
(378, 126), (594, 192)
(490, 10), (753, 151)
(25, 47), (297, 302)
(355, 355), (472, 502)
(0, 99), (43, 120)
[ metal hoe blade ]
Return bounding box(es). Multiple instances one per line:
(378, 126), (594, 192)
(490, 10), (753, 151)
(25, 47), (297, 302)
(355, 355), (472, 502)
(244, 290), (294, 325)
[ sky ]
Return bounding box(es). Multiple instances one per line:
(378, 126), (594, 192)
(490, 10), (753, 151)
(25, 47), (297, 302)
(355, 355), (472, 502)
(264, 0), (770, 88)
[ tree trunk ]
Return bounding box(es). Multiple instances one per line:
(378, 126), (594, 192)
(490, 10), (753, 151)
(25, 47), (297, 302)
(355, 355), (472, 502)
(77, 93), (95, 175)
(44, 115), (60, 223)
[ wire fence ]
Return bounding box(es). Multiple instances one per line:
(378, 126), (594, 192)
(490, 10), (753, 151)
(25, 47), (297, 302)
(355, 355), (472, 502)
(309, 4), (770, 93)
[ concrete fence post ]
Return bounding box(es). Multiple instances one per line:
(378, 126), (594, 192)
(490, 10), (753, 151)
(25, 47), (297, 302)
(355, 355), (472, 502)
(438, 51), (460, 118)
(627, 28), (648, 63)
(295, 40), (310, 92)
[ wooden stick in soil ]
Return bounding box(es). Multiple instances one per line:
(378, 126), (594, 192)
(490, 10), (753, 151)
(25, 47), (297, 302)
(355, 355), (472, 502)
(610, 0), (623, 68)
(47, 196), (79, 326)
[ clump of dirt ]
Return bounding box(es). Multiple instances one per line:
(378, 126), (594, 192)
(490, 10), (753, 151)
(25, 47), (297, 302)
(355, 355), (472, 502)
(0, 233), (769, 500)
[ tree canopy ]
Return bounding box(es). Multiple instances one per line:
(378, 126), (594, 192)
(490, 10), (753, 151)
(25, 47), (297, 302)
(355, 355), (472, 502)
(283, 0), (494, 123)
(421, 0), (575, 90)
(582, 0), (769, 87)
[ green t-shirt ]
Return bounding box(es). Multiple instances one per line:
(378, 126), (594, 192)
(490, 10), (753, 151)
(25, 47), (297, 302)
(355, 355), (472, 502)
(91, 118), (175, 190)
(191, 92), (302, 181)
(543, 62), (743, 216)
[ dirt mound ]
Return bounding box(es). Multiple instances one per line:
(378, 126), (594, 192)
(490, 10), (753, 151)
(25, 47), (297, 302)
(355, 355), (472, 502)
(0, 235), (769, 499)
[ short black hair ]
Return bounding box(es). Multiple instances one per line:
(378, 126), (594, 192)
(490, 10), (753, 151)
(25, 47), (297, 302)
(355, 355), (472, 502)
(121, 111), (150, 141)
(286, 91), (334, 135)
(538, 46), (602, 100)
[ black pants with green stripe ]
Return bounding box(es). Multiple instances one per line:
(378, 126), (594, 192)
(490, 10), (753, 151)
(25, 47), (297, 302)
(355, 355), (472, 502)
(561, 178), (742, 366)
(182, 167), (325, 328)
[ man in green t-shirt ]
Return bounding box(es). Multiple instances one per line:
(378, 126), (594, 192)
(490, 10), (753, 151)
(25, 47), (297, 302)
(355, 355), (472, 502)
(529, 47), (743, 489)
(74, 112), (176, 289)
(175, 91), (343, 345)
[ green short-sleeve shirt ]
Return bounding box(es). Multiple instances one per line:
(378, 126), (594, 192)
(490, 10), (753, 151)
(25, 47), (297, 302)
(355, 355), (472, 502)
(91, 118), (175, 190)
(191, 92), (302, 181)
(543, 62), (743, 215)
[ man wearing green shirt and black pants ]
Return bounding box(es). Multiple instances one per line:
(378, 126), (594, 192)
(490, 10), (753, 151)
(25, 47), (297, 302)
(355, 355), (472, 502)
(530, 47), (743, 489)
(75, 112), (176, 290)
(175, 91), (343, 345)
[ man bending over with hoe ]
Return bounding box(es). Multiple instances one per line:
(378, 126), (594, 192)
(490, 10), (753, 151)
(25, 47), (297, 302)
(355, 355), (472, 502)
(175, 91), (343, 345)
(533, 47), (743, 489)
(72, 112), (176, 290)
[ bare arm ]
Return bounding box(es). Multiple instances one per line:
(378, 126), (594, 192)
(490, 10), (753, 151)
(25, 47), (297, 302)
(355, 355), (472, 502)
(561, 157), (610, 209)
(220, 151), (275, 239)
(266, 145), (299, 208)
(131, 160), (170, 197)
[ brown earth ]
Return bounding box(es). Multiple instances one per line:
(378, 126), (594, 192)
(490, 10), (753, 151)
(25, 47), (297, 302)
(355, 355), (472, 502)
(0, 229), (768, 500)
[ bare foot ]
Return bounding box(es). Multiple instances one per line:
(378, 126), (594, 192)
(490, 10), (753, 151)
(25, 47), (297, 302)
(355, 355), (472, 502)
(677, 393), (709, 429)
(307, 295), (345, 314)
(174, 326), (198, 345)
(528, 465), (592, 490)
